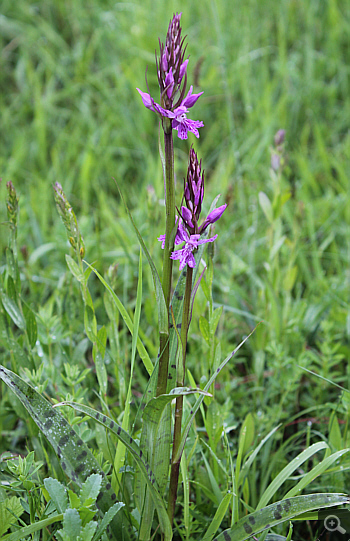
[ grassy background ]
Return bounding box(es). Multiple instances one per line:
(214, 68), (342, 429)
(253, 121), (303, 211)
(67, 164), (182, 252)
(1, 0), (350, 538)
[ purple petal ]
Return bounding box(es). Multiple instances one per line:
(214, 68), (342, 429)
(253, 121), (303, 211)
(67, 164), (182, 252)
(182, 85), (204, 108)
(197, 234), (218, 245)
(205, 204), (227, 227)
(187, 253), (196, 268)
(136, 89), (172, 118)
(274, 129), (285, 146)
(136, 88), (154, 110)
(173, 117), (204, 140)
(157, 234), (166, 249)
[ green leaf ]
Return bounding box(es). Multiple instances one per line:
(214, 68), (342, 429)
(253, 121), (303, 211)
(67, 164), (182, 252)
(329, 413), (343, 450)
(92, 342), (107, 396)
(65, 254), (83, 282)
(210, 306), (223, 336)
(62, 508), (82, 539)
(0, 365), (134, 541)
(0, 292), (25, 330)
(80, 474), (102, 507)
(79, 521), (97, 541)
(83, 261), (153, 376)
(92, 502), (124, 541)
(257, 442), (328, 509)
(115, 182), (167, 336)
(23, 304), (37, 348)
(202, 491), (231, 541)
(239, 413), (255, 458)
(57, 401), (173, 541)
(215, 494), (350, 541)
(259, 191), (273, 224)
(96, 325), (107, 358)
(199, 316), (210, 345)
(176, 328), (257, 463)
(44, 478), (68, 513)
(84, 305), (97, 342)
(238, 425), (281, 488)
(0, 496), (24, 537)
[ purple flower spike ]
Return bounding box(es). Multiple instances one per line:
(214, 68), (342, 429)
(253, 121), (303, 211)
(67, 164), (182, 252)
(170, 226), (218, 271)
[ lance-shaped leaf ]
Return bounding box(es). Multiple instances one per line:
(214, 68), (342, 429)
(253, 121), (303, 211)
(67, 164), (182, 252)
(83, 261), (153, 376)
(0, 365), (134, 541)
(55, 401), (173, 541)
(135, 387), (210, 540)
(175, 328), (257, 463)
(213, 493), (350, 541)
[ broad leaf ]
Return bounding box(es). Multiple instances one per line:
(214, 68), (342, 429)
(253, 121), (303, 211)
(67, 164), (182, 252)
(0, 496), (24, 537)
(44, 478), (68, 513)
(214, 493), (350, 541)
(0, 365), (134, 541)
(56, 401), (173, 541)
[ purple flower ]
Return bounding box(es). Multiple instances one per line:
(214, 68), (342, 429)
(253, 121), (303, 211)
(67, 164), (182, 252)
(136, 88), (204, 140)
(170, 222), (217, 271)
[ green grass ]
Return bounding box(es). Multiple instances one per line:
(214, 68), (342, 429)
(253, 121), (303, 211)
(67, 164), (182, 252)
(1, 0), (350, 539)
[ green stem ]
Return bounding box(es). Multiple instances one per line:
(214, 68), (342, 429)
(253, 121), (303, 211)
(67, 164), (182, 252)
(167, 265), (193, 525)
(157, 127), (175, 397)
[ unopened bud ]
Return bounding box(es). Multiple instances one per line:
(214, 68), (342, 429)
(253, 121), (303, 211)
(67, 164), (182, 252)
(274, 129), (285, 146)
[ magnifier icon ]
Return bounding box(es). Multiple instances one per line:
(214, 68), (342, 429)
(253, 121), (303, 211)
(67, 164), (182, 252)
(324, 514), (346, 534)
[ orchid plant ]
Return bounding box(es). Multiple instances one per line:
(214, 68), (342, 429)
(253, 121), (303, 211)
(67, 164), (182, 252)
(1, 12), (349, 541)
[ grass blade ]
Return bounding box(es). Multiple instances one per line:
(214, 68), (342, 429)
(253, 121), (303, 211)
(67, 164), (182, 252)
(84, 260), (153, 376)
(112, 248), (143, 491)
(115, 180), (167, 336)
(175, 327), (258, 463)
(1, 513), (64, 541)
(202, 491), (231, 541)
(284, 448), (350, 498)
(257, 442), (328, 509)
